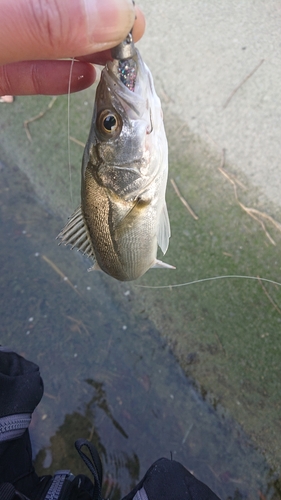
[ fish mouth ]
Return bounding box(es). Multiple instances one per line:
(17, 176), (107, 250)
(102, 68), (140, 116)
(103, 50), (148, 114)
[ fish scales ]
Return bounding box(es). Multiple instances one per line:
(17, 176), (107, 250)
(58, 33), (173, 281)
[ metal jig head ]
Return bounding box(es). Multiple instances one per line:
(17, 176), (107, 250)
(111, 31), (137, 92)
(111, 31), (136, 61)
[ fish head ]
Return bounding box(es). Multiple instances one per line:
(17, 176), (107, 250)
(83, 49), (165, 197)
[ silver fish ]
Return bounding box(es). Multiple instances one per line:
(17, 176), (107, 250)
(58, 33), (173, 281)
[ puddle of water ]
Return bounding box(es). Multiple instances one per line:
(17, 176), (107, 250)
(0, 158), (281, 498)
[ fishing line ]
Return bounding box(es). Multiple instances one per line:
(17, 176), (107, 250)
(135, 275), (281, 289)
(67, 57), (75, 206)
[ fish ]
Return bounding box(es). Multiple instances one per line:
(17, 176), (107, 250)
(57, 32), (174, 281)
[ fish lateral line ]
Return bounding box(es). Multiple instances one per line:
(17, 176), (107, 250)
(135, 275), (281, 289)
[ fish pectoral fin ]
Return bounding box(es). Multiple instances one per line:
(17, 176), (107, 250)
(57, 206), (96, 262)
(157, 203), (171, 255)
(152, 259), (176, 270)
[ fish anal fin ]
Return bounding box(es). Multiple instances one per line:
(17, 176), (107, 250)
(57, 206), (95, 262)
(152, 259), (175, 270)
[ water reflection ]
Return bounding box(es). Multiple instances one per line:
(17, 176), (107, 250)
(0, 161), (280, 499)
(35, 379), (139, 499)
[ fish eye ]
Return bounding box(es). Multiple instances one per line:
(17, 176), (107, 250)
(98, 110), (122, 137)
(103, 115), (117, 132)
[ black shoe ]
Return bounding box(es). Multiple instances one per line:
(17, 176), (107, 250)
(0, 349), (47, 500)
(0, 349), (220, 500)
(0, 348), (43, 442)
(121, 457), (221, 500)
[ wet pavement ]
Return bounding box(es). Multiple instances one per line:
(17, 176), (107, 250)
(0, 148), (280, 499)
(0, 18), (281, 491)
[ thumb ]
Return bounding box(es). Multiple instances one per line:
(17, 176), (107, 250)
(0, 0), (136, 65)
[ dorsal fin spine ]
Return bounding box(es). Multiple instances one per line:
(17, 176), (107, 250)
(57, 206), (96, 263)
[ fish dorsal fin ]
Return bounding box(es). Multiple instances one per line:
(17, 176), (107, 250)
(157, 203), (171, 255)
(152, 259), (175, 270)
(57, 206), (95, 261)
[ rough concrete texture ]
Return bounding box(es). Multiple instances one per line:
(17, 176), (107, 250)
(137, 0), (281, 208)
(1, 0), (281, 478)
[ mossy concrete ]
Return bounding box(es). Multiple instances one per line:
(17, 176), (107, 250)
(0, 91), (281, 473)
(137, 119), (281, 470)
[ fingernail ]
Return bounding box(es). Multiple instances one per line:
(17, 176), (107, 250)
(84, 0), (136, 46)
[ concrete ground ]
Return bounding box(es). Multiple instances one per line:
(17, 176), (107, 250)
(135, 0), (281, 471)
(138, 0), (281, 209)
(1, 0), (281, 479)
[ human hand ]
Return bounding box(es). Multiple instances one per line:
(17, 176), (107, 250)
(0, 0), (145, 96)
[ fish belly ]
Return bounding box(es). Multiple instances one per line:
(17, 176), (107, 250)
(83, 168), (157, 281)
